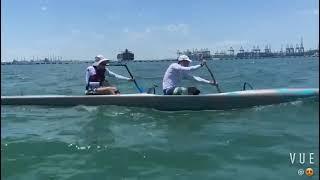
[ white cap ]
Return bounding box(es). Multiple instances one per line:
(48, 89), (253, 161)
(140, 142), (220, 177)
(93, 55), (109, 66)
(178, 55), (192, 62)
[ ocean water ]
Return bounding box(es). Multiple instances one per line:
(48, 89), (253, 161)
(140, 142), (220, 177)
(1, 57), (319, 179)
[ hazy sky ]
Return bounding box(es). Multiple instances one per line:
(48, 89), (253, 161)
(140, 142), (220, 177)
(1, 0), (319, 61)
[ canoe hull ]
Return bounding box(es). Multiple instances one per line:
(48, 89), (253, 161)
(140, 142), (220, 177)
(1, 88), (318, 110)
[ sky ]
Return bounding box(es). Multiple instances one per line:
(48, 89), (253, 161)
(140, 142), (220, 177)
(1, 0), (319, 61)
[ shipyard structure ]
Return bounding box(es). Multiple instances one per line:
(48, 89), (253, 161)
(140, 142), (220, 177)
(177, 38), (318, 60)
(177, 49), (212, 61)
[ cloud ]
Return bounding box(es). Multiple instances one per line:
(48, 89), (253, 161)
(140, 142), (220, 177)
(214, 40), (249, 47)
(71, 29), (81, 35)
(92, 32), (105, 40)
(298, 9), (319, 15)
(165, 24), (189, 35)
(123, 28), (129, 33)
(40, 0), (49, 11)
(166, 24), (178, 32)
(145, 28), (151, 33)
(126, 23), (190, 36)
(126, 31), (147, 41)
(132, 32), (145, 40)
(196, 40), (250, 51)
(122, 23), (190, 35)
(118, 23), (192, 44)
(41, 6), (47, 11)
(106, 14), (117, 21)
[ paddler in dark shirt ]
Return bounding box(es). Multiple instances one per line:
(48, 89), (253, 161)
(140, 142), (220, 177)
(85, 55), (133, 95)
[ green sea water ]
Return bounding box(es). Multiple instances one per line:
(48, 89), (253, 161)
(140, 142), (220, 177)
(1, 57), (319, 179)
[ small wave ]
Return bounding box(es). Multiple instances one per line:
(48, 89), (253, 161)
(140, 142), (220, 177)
(67, 143), (109, 152)
(252, 104), (275, 111)
(58, 130), (79, 136)
(64, 76), (79, 81)
(56, 88), (73, 94)
(288, 100), (303, 106)
(275, 100), (306, 108)
(251, 99), (316, 112)
(74, 105), (99, 112)
(36, 81), (59, 86)
(289, 78), (307, 83)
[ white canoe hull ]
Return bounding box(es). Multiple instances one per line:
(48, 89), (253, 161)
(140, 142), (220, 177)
(1, 88), (318, 111)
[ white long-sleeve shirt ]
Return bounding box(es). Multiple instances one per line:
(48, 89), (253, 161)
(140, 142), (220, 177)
(162, 63), (211, 90)
(86, 66), (130, 89)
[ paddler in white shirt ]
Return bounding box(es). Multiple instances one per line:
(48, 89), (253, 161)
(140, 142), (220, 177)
(85, 55), (133, 95)
(162, 55), (217, 95)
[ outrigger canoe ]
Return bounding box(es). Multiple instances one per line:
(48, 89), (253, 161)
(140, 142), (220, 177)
(1, 88), (318, 111)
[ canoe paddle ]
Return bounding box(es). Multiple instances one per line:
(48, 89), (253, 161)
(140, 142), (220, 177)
(123, 64), (144, 93)
(204, 63), (222, 93)
(200, 55), (222, 93)
(108, 63), (144, 93)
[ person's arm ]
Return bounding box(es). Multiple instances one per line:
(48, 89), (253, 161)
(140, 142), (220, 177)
(184, 73), (212, 84)
(85, 69), (90, 85)
(192, 75), (211, 83)
(173, 64), (202, 71)
(106, 69), (131, 80)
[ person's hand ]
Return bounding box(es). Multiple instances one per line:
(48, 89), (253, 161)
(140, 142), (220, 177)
(128, 78), (135, 82)
(209, 80), (218, 86)
(200, 60), (207, 67)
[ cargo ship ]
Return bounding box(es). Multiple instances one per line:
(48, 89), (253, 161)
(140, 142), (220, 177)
(117, 49), (134, 61)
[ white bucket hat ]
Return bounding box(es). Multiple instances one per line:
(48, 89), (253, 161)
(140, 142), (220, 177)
(93, 55), (109, 66)
(178, 55), (192, 62)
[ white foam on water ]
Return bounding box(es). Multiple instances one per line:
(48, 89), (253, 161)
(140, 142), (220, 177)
(74, 105), (98, 112)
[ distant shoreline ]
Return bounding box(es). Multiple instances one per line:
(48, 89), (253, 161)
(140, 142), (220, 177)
(1, 55), (319, 65)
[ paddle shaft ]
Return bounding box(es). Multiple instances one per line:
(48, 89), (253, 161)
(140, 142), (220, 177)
(204, 63), (222, 93)
(198, 54), (222, 93)
(123, 65), (144, 93)
(108, 64), (144, 93)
